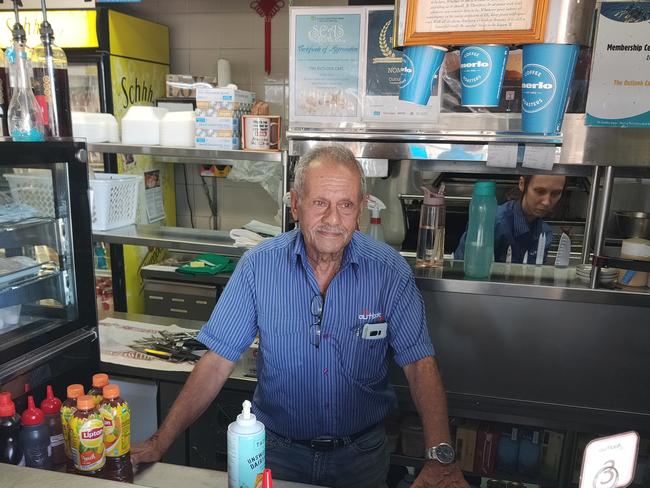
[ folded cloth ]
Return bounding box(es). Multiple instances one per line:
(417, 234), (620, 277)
(243, 219), (281, 237)
(176, 253), (236, 275)
(229, 228), (271, 248)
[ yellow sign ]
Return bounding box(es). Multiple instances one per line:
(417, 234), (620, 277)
(0, 10), (98, 49)
(108, 10), (169, 65)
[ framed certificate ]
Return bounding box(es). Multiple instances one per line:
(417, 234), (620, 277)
(396, 0), (549, 46)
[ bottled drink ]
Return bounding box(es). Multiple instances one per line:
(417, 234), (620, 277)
(416, 186), (446, 268)
(464, 181), (497, 279)
(31, 16), (72, 138)
(0, 392), (23, 465)
(100, 384), (133, 482)
(40, 385), (65, 466)
(0, 49), (10, 137)
(71, 395), (105, 476)
(20, 395), (52, 469)
(88, 373), (109, 407)
(61, 384), (84, 472)
(6, 18), (45, 141)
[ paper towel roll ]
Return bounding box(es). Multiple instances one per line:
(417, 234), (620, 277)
(217, 59), (231, 87)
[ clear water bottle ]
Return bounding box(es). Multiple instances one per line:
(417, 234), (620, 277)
(464, 181), (497, 279)
(416, 186), (445, 268)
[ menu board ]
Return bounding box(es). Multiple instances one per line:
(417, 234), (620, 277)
(586, 2), (650, 128)
(290, 9), (363, 124)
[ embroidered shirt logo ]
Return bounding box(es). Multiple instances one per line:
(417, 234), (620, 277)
(358, 308), (384, 321)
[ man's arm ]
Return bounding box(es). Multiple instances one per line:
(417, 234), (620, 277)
(131, 350), (236, 466)
(403, 356), (469, 488)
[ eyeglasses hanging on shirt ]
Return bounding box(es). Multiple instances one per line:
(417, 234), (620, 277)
(310, 294), (323, 348)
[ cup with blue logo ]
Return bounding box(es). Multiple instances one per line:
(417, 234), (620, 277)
(521, 43), (580, 134)
(459, 45), (509, 107)
(399, 45), (447, 106)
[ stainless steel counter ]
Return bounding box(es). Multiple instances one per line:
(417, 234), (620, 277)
(0, 462), (316, 488)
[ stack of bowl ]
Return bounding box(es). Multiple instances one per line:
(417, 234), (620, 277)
(575, 264), (618, 285)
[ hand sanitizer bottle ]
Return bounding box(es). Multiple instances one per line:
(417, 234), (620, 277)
(366, 195), (387, 242)
(227, 400), (265, 488)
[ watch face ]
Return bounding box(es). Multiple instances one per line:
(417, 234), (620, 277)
(435, 443), (455, 464)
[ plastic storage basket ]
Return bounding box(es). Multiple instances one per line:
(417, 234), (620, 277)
(91, 174), (141, 230)
(5, 173), (55, 217)
(4, 172), (141, 230)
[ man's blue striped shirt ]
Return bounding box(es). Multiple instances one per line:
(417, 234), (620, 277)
(197, 229), (435, 439)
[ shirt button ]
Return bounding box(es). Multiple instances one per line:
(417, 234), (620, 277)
(322, 333), (329, 340)
(323, 368), (328, 375)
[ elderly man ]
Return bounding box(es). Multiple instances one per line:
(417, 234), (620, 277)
(132, 145), (468, 488)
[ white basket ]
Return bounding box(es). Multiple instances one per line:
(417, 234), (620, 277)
(91, 174), (142, 231)
(4, 172), (142, 230)
(5, 173), (55, 217)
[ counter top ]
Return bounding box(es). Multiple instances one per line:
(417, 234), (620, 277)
(0, 462), (315, 488)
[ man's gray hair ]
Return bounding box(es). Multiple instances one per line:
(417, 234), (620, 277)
(293, 144), (366, 199)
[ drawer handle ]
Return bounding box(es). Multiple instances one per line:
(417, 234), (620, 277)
(196, 300), (208, 305)
(148, 295), (164, 301)
(171, 298), (185, 303)
(170, 308), (188, 314)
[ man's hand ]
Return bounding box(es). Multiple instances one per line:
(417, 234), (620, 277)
(411, 461), (470, 488)
(131, 435), (164, 468)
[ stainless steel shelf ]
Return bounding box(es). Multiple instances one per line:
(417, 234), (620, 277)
(86, 143), (284, 164)
(92, 225), (246, 257)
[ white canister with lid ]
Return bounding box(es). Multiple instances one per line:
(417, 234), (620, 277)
(618, 238), (650, 287)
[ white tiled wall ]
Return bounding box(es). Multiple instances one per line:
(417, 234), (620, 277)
(113, 0), (347, 231)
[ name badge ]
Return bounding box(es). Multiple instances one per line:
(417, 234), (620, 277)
(361, 322), (387, 340)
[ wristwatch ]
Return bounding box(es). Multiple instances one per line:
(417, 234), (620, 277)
(424, 442), (455, 464)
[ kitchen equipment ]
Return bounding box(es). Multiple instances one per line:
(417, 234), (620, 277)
(618, 238), (650, 287)
(160, 111), (195, 147)
(554, 233), (571, 268)
(120, 106), (168, 145)
(71, 112), (119, 143)
(615, 211), (650, 240)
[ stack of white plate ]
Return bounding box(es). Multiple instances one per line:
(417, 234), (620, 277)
(575, 264), (618, 285)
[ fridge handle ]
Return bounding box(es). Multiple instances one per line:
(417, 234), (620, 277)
(0, 328), (98, 385)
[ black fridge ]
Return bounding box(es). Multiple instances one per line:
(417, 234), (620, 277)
(0, 140), (98, 411)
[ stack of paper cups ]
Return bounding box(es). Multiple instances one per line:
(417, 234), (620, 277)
(521, 43), (579, 134)
(399, 45), (447, 106)
(217, 59), (231, 88)
(459, 45), (509, 107)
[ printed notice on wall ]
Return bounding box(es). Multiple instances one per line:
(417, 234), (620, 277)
(144, 169), (164, 223)
(291, 11), (362, 123)
(414, 0), (536, 33)
(586, 2), (650, 127)
(363, 8), (440, 124)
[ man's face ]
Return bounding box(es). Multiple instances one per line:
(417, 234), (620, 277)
(519, 175), (566, 220)
(291, 159), (364, 258)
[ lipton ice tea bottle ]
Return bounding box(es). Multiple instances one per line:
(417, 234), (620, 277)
(61, 384), (84, 472)
(89, 374), (109, 406)
(100, 384), (133, 482)
(71, 395), (105, 476)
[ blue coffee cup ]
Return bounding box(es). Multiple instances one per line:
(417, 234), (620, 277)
(521, 43), (580, 134)
(460, 45), (509, 107)
(399, 45), (447, 106)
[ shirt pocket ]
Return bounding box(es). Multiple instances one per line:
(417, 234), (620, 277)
(334, 327), (389, 385)
(258, 314), (308, 374)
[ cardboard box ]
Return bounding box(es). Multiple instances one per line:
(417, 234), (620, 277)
(496, 426), (520, 474)
(540, 430), (564, 480)
(166, 74), (217, 98)
(455, 421), (479, 472)
(473, 423), (499, 476)
(194, 136), (240, 150)
(195, 116), (241, 130)
(196, 87), (254, 104)
(518, 428), (542, 477)
(196, 127), (240, 138)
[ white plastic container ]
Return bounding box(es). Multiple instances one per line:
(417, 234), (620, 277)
(160, 111), (195, 147)
(71, 112), (119, 143)
(227, 400), (264, 488)
(90, 174), (142, 230)
(120, 106), (168, 145)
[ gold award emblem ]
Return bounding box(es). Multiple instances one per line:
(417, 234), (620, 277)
(373, 20), (401, 65)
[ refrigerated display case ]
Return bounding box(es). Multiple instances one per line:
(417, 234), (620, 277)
(0, 141), (98, 407)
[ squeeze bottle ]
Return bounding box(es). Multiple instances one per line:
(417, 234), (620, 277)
(0, 392), (23, 465)
(20, 396), (52, 469)
(227, 400), (265, 488)
(415, 186), (446, 268)
(40, 385), (65, 466)
(464, 181), (497, 279)
(366, 195), (386, 242)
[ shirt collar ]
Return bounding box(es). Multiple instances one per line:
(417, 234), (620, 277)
(513, 200), (544, 238)
(290, 229), (360, 273)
